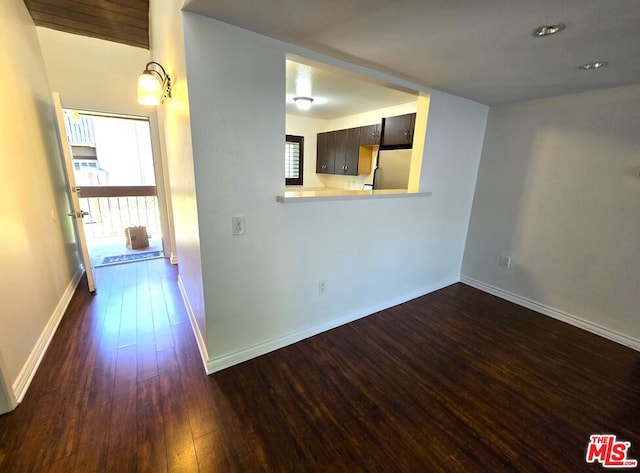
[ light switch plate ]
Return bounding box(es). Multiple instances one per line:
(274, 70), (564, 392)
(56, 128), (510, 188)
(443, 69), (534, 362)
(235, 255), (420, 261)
(232, 216), (245, 236)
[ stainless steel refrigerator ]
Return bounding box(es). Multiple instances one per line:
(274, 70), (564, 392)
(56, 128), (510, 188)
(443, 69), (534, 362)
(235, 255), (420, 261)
(373, 148), (412, 190)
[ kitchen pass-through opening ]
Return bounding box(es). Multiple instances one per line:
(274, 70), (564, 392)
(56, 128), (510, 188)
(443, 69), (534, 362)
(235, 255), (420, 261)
(285, 54), (429, 195)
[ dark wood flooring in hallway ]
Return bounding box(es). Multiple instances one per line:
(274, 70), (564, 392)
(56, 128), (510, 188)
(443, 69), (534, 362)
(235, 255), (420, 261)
(0, 258), (638, 472)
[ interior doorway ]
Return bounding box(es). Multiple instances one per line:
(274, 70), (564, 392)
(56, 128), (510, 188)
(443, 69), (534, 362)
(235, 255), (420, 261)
(62, 109), (164, 267)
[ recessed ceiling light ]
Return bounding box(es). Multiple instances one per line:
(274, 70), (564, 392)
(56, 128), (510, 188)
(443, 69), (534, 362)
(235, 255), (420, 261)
(579, 61), (608, 70)
(532, 24), (565, 37)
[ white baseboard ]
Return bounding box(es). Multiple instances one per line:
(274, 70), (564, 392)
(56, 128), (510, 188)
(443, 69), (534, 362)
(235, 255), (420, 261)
(12, 265), (84, 403)
(177, 275), (209, 372)
(170, 252), (178, 265)
(460, 276), (640, 352)
(206, 277), (459, 374)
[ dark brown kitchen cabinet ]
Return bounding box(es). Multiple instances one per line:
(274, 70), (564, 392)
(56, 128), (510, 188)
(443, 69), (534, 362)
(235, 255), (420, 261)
(316, 131), (335, 174)
(359, 124), (380, 145)
(334, 127), (360, 175)
(333, 129), (348, 174)
(317, 128), (362, 176)
(345, 127), (361, 175)
(380, 113), (416, 149)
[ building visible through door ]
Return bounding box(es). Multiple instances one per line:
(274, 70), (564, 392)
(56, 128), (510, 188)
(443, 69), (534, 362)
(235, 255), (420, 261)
(62, 110), (163, 267)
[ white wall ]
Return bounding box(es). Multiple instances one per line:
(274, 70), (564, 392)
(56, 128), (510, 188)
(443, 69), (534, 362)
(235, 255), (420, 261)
(0, 0), (80, 401)
(328, 102), (417, 130)
(462, 84), (640, 344)
(183, 14), (488, 371)
(149, 0), (206, 342)
(36, 27), (151, 116)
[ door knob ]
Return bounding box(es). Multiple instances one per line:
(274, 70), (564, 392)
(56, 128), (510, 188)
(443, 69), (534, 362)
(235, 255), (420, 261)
(67, 210), (89, 218)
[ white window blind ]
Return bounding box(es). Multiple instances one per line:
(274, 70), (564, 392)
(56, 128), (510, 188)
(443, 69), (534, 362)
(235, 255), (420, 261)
(285, 135), (303, 185)
(285, 141), (300, 179)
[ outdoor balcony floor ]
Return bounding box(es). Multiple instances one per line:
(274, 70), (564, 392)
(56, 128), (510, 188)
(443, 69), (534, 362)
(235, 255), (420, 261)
(87, 236), (164, 267)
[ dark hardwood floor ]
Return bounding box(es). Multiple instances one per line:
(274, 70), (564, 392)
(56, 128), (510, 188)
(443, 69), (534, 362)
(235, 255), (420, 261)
(0, 259), (638, 472)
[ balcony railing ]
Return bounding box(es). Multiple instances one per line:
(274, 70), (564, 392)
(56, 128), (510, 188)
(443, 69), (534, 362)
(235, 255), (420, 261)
(78, 186), (161, 240)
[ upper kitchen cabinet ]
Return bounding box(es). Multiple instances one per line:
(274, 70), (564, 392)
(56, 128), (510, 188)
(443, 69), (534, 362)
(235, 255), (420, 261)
(334, 127), (361, 176)
(380, 113), (416, 149)
(359, 124), (380, 146)
(316, 128), (360, 176)
(316, 131), (335, 174)
(317, 126), (372, 176)
(333, 129), (348, 174)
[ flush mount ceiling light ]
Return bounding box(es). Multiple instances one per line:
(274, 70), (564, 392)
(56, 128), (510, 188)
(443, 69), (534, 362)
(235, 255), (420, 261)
(579, 61), (608, 70)
(532, 23), (565, 37)
(293, 96), (314, 111)
(137, 61), (172, 106)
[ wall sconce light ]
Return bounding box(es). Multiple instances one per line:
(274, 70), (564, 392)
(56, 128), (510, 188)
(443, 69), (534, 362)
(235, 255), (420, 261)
(293, 96), (314, 111)
(137, 61), (172, 105)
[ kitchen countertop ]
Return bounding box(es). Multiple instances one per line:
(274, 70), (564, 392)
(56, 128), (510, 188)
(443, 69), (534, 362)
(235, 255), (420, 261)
(276, 189), (432, 203)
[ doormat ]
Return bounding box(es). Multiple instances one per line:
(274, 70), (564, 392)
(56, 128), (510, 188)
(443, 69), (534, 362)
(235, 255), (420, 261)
(99, 250), (163, 266)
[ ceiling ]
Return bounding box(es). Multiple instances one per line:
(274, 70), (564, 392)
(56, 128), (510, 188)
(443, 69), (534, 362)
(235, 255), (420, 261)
(183, 0), (640, 106)
(286, 58), (417, 120)
(23, 0), (149, 49)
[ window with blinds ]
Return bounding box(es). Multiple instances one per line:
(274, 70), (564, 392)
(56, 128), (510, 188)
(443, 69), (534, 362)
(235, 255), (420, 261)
(285, 134), (304, 186)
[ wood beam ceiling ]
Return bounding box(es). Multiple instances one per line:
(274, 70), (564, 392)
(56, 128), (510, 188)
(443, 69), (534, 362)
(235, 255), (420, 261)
(23, 0), (149, 49)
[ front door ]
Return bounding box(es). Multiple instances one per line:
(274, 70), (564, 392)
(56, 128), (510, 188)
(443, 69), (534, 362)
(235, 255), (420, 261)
(52, 92), (96, 292)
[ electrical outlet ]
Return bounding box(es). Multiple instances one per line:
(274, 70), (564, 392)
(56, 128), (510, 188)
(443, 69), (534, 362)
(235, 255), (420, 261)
(498, 255), (512, 269)
(232, 216), (245, 236)
(318, 279), (327, 295)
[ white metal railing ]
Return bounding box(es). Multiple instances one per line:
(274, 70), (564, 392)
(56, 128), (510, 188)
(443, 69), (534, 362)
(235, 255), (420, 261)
(79, 195), (161, 240)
